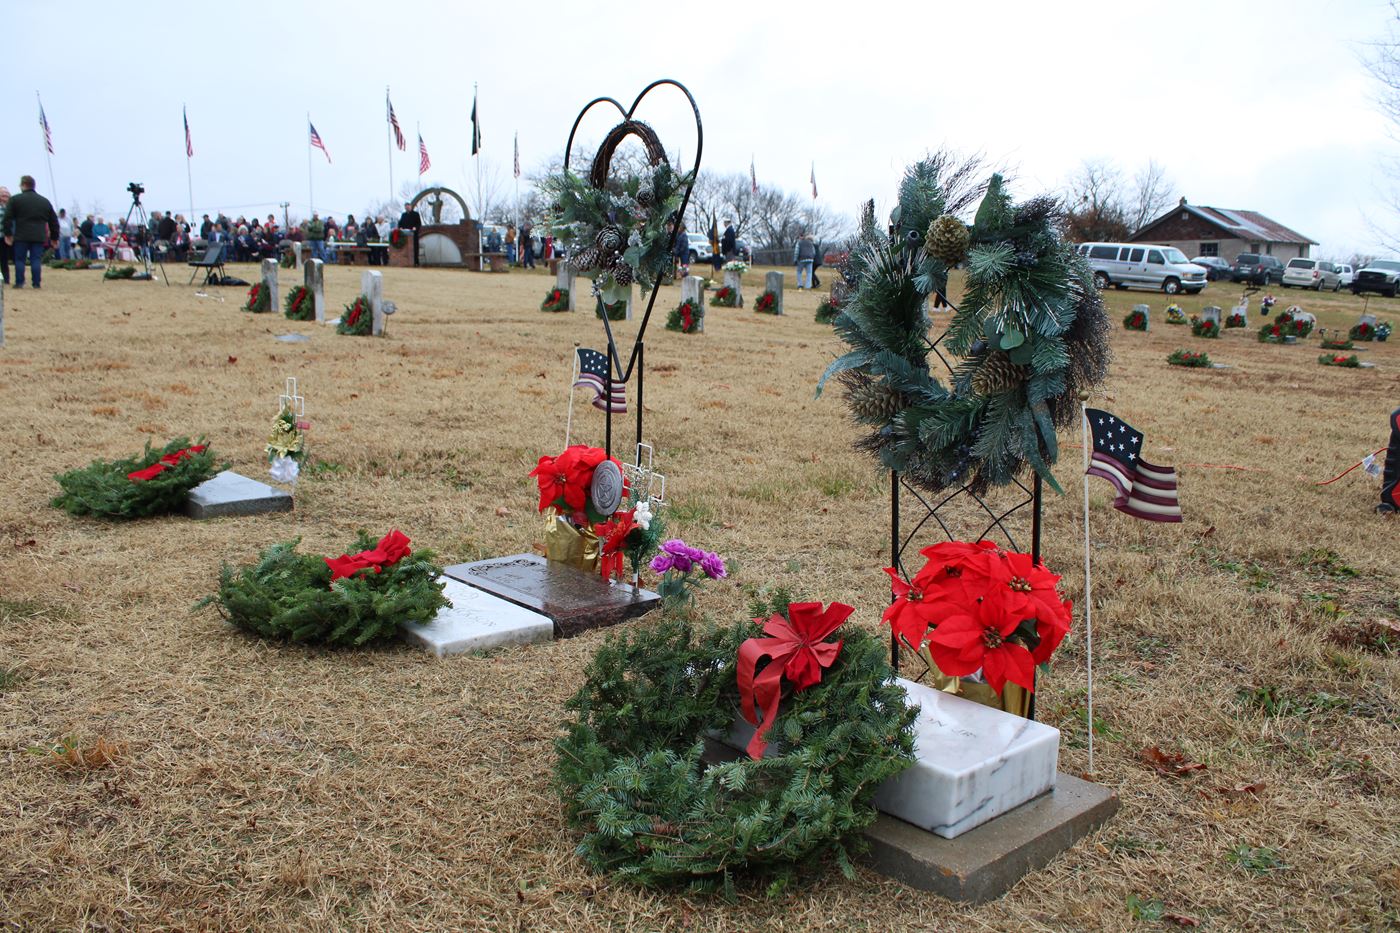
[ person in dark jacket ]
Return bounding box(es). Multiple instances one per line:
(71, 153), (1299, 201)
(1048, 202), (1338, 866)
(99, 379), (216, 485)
(0, 176), (58, 289)
(1381, 407), (1400, 515)
(0, 188), (10, 284)
(157, 211), (177, 243)
(397, 204), (422, 266)
(721, 219), (737, 261)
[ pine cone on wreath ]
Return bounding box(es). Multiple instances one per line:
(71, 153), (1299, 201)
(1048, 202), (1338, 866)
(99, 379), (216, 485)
(636, 185), (655, 208)
(610, 261), (634, 288)
(595, 225), (624, 253)
(841, 371), (903, 423)
(924, 214), (970, 266)
(971, 351), (1031, 397)
(571, 246), (601, 272)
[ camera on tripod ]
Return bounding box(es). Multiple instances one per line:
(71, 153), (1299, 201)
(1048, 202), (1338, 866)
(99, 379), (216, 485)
(127, 182), (145, 199)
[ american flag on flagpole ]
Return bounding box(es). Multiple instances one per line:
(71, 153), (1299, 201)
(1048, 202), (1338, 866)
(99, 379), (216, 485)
(750, 156), (758, 195)
(810, 162), (817, 199)
(1084, 408), (1182, 522)
(39, 104), (53, 154)
(574, 347), (627, 413)
(514, 133), (520, 179)
(183, 106), (193, 157)
(387, 93), (405, 150)
(309, 121), (331, 163)
(418, 134), (431, 174)
(470, 90), (481, 155)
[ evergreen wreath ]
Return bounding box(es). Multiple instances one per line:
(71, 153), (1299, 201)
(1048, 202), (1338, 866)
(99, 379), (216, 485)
(1123, 308), (1148, 331)
(1167, 348), (1212, 368)
(1350, 321), (1376, 342)
(1225, 310), (1247, 328)
(103, 265), (137, 280)
(278, 251), (296, 269)
(243, 283), (272, 313)
(1319, 353), (1362, 368)
(1258, 310), (1311, 342)
(815, 297), (840, 324)
(1191, 317), (1220, 338)
(337, 295), (373, 335)
(754, 290), (779, 314)
(52, 437), (220, 519)
(541, 124), (692, 308)
(541, 287), (570, 312)
(198, 531), (449, 646)
(665, 298), (702, 333)
(284, 285), (314, 320)
(389, 228), (407, 248)
(1319, 337), (1354, 350)
(595, 298), (628, 321)
(556, 613), (915, 893)
(818, 157), (1111, 495)
(710, 285), (739, 308)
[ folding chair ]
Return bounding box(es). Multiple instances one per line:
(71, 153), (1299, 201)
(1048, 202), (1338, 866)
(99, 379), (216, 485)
(188, 243), (226, 286)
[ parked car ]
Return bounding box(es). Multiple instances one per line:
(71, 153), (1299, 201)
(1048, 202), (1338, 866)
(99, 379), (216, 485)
(684, 232), (713, 264)
(1190, 256), (1232, 280)
(1352, 259), (1400, 297)
(1335, 263), (1355, 287)
(1231, 253), (1287, 285)
(1076, 242), (1208, 295)
(1281, 257), (1341, 291)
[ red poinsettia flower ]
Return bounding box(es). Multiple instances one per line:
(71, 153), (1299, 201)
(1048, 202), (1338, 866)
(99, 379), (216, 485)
(880, 566), (941, 648)
(917, 540), (1009, 604)
(924, 596), (1037, 694)
(529, 445), (614, 516)
(999, 551), (1072, 634)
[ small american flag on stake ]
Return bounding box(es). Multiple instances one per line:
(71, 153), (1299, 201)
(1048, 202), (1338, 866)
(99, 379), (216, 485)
(1084, 408), (1181, 522)
(574, 347), (627, 414)
(387, 93), (405, 150)
(418, 134), (431, 174)
(309, 121), (331, 163)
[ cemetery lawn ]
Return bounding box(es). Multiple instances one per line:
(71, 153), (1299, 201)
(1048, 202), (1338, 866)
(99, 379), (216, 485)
(1, 264), (1398, 930)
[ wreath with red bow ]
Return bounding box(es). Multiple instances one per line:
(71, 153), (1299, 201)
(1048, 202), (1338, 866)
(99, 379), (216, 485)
(52, 436), (221, 519)
(556, 609), (916, 890)
(199, 530), (449, 646)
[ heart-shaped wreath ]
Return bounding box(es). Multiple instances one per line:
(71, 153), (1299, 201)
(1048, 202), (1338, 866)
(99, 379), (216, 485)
(818, 156), (1111, 495)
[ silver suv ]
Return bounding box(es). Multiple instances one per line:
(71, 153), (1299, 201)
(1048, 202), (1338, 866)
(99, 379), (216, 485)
(1077, 242), (1208, 295)
(1281, 258), (1341, 291)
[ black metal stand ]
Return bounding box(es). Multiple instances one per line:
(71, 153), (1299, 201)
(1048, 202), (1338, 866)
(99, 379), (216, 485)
(562, 79), (703, 459)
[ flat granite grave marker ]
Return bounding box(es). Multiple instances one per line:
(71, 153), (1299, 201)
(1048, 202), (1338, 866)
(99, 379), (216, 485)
(401, 577), (554, 656)
(185, 470), (293, 519)
(443, 553), (659, 638)
(261, 259), (279, 311)
(305, 258), (325, 323)
(765, 270), (784, 315)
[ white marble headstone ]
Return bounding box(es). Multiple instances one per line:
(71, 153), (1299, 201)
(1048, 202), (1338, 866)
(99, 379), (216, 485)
(723, 268), (744, 307)
(261, 258), (279, 311)
(871, 677), (1059, 839)
(401, 577), (553, 657)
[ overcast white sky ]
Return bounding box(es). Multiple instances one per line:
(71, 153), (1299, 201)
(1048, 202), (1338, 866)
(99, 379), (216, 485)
(3, 0), (1396, 257)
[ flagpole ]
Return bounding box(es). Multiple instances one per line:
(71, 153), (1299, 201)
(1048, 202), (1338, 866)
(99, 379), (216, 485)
(1080, 402), (1096, 774)
(184, 105), (195, 233)
(473, 83), (482, 221)
(386, 87), (395, 210)
(306, 112), (314, 215)
(513, 132), (519, 231)
(37, 92), (57, 207)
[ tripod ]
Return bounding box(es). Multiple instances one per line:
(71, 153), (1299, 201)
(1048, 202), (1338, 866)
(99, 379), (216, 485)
(112, 191), (169, 286)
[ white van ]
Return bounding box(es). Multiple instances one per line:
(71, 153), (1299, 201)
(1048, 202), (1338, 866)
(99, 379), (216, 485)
(1076, 242), (1209, 295)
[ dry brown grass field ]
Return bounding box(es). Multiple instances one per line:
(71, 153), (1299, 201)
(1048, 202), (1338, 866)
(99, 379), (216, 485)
(0, 260), (1397, 931)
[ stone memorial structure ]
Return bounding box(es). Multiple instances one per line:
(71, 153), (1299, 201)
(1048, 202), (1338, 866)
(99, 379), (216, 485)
(1132, 303), (1150, 328)
(556, 262), (577, 311)
(362, 270), (391, 336)
(723, 267), (744, 307)
(386, 187), (481, 269)
(291, 242), (303, 269)
(304, 259), (325, 323)
(681, 275), (706, 331)
(1201, 305), (1222, 326)
(765, 270), (784, 315)
(260, 259), (279, 311)
(185, 471), (293, 519)
(442, 554), (659, 639)
(401, 577), (554, 656)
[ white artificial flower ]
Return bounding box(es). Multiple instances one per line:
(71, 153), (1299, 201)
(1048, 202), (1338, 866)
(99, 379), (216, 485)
(269, 455), (300, 484)
(634, 500), (652, 530)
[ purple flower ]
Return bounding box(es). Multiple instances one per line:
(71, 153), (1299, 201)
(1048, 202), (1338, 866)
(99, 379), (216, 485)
(700, 552), (727, 580)
(661, 539), (691, 557)
(650, 554), (674, 573)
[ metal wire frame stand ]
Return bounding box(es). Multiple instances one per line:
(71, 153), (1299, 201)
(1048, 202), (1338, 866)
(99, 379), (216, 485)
(562, 79), (703, 460)
(886, 290), (1043, 720)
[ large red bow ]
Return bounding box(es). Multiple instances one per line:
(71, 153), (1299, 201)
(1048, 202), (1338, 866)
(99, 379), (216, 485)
(127, 445), (208, 482)
(736, 601), (851, 759)
(325, 530), (412, 581)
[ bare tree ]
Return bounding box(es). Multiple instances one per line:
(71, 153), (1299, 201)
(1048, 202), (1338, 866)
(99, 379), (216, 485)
(1064, 158), (1131, 242)
(1362, 2), (1400, 250)
(1127, 159), (1176, 234)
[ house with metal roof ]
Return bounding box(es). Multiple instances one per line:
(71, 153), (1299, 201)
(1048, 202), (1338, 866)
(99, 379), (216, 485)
(1128, 198), (1316, 263)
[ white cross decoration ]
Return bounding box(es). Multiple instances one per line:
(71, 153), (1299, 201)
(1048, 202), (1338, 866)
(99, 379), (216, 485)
(278, 377), (306, 419)
(622, 442), (667, 510)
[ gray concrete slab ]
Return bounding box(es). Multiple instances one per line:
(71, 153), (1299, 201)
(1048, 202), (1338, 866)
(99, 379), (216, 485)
(185, 470), (293, 519)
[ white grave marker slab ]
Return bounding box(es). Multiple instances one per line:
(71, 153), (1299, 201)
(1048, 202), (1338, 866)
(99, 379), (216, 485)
(261, 259), (279, 311)
(363, 270), (385, 336)
(723, 268), (744, 307)
(305, 258), (325, 323)
(401, 577), (553, 656)
(681, 275), (706, 332)
(765, 270), (784, 315)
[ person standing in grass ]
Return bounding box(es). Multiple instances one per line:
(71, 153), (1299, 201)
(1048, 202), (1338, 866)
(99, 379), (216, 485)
(794, 232), (815, 289)
(1381, 407), (1400, 515)
(304, 212), (326, 263)
(0, 187), (10, 284)
(0, 175), (58, 289)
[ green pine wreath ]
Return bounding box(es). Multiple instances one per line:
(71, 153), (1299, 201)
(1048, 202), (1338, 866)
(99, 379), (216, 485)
(818, 157), (1111, 495)
(541, 287), (570, 312)
(337, 295), (373, 335)
(243, 282), (272, 313)
(198, 533), (448, 646)
(52, 437), (220, 519)
(284, 285), (315, 320)
(556, 614), (915, 893)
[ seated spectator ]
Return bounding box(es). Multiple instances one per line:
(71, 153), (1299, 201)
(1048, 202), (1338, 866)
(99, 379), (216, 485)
(235, 225), (257, 262)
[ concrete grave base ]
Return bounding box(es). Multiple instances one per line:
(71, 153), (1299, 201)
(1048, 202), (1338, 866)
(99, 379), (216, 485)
(401, 577), (553, 656)
(185, 470), (293, 519)
(443, 553), (659, 638)
(862, 773), (1118, 903)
